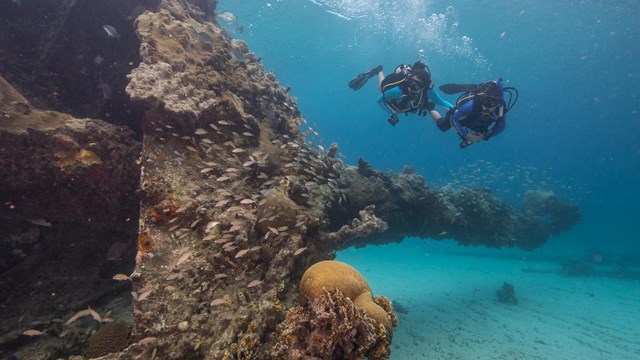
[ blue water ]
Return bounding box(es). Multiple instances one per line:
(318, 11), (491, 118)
(217, 0), (640, 256)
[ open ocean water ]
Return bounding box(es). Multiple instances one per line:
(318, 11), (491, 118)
(220, 0), (640, 359)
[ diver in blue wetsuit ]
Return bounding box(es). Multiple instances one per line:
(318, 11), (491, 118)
(348, 61), (453, 126)
(437, 78), (518, 148)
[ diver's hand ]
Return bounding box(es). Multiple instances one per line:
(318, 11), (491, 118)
(435, 117), (450, 132)
(460, 132), (483, 148)
(418, 101), (436, 116)
(446, 107), (455, 118)
(465, 131), (484, 143)
(388, 114), (399, 126)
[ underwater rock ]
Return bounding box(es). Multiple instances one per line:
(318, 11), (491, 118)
(495, 282), (518, 305)
(0, 0), (157, 131)
(0, 75), (139, 358)
(0, 75), (140, 227)
(127, 61), (218, 117)
(521, 189), (582, 234)
(255, 188), (303, 235)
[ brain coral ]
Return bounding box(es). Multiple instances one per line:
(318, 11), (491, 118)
(299, 260), (393, 330)
(82, 321), (129, 359)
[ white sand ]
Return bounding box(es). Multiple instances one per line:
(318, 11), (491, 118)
(336, 239), (640, 360)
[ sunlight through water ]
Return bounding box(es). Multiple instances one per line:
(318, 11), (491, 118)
(308, 0), (488, 69)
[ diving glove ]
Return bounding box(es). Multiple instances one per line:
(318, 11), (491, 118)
(388, 114), (399, 126)
(465, 131), (484, 143)
(436, 117), (451, 132)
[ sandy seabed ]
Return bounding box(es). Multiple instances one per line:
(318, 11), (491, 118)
(337, 238), (640, 360)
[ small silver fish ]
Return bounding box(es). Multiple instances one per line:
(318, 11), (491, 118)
(100, 84), (112, 99)
(25, 218), (52, 227)
(210, 298), (225, 306)
(107, 241), (129, 261)
(217, 11), (244, 33)
(103, 25), (120, 39)
(197, 32), (214, 44)
(217, 11), (237, 26)
(293, 247), (307, 256)
(98, 74), (112, 99)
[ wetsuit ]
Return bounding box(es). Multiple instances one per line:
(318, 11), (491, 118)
(377, 78), (453, 116)
(450, 98), (505, 139)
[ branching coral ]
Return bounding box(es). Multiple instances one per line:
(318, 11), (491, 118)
(323, 205), (388, 246)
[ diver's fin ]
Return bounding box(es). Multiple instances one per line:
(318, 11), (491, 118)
(348, 65), (383, 90)
(439, 83), (478, 94)
(348, 73), (370, 90)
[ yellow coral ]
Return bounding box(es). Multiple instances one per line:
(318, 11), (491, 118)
(54, 148), (102, 168)
(299, 260), (392, 330)
(77, 149), (102, 165)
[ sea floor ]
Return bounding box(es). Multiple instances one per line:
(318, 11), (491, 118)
(336, 238), (640, 360)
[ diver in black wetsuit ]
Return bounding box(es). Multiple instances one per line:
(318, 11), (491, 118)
(349, 61), (453, 127)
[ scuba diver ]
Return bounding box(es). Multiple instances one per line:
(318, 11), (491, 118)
(348, 61), (453, 127)
(437, 78), (519, 148)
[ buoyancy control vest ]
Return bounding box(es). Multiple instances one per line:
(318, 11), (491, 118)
(380, 70), (431, 113)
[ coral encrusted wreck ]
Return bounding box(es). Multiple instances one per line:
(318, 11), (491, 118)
(0, 0), (581, 359)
